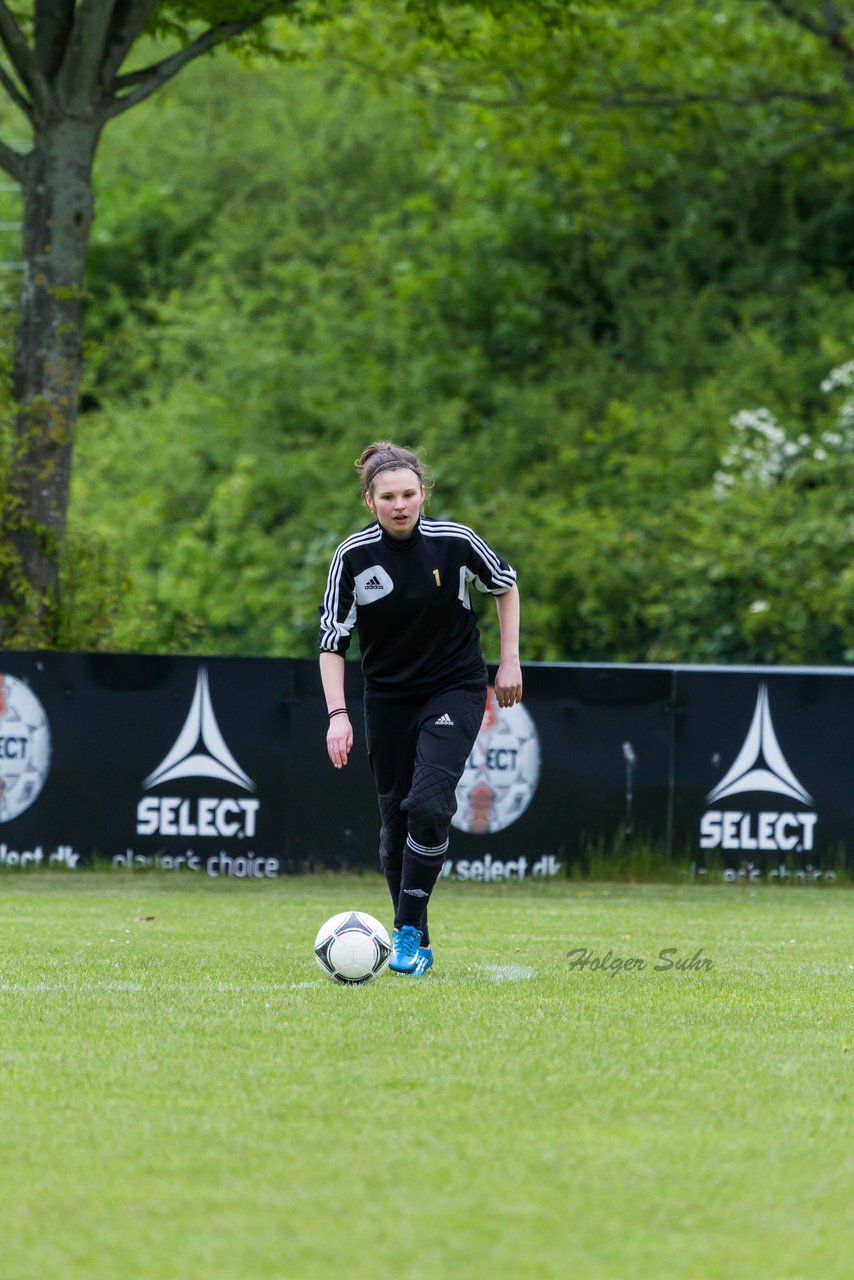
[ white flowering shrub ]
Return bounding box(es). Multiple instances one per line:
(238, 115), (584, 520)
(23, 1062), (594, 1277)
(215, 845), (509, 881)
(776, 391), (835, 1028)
(713, 361), (854, 498)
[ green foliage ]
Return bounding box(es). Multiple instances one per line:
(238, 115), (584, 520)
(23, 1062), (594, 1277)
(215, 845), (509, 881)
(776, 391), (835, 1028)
(65, 1), (854, 662)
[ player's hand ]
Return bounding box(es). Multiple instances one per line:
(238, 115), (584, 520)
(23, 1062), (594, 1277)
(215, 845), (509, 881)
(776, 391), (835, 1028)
(494, 660), (523, 709)
(326, 714), (353, 769)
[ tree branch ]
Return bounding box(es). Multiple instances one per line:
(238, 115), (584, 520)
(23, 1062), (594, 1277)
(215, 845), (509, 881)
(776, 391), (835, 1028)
(590, 86), (843, 111)
(0, 1), (52, 116)
(0, 59), (33, 118)
(766, 0), (854, 87)
(56, 0), (125, 107)
(760, 120), (854, 165)
(339, 55), (526, 108)
(766, 0), (854, 53)
(101, 0), (160, 86)
(104, 3), (292, 120)
(0, 135), (27, 181)
(34, 0), (75, 80)
(343, 52), (845, 115)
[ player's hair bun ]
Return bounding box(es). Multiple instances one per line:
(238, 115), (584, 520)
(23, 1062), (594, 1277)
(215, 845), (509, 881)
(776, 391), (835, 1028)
(356, 442), (433, 496)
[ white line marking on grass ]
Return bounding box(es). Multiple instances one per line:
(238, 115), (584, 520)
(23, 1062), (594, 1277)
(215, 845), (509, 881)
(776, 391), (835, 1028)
(210, 982), (293, 992)
(0, 982), (62, 992)
(0, 980), (145, 992)
(478, 963), (536, 982)
(0, 980), (315, 995)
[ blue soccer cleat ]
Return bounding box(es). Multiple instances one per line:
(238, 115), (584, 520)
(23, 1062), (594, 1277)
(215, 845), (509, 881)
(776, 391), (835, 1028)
(389, 925), (422, 973)
(413, 946), (433, 976)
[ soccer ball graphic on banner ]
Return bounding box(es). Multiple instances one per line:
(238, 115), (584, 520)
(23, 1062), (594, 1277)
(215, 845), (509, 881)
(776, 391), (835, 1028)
(314, 911), (391, 985)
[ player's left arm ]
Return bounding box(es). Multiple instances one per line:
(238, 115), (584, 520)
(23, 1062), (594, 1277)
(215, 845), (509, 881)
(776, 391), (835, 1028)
(493, 584), (522, 708)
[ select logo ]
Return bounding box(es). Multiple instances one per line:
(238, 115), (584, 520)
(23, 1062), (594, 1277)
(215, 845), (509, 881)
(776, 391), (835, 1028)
(452, 687), (541, 834)
(137, 667), (259, 838)
(0, 674), (51, 823)
(700, 684), (817, 855)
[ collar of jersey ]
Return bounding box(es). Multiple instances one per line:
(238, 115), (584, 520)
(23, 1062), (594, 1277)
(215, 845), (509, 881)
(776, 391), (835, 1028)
(379, 516), (423, 549)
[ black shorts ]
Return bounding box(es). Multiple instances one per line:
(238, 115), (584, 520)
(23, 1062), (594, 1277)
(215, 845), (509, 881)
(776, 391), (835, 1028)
(364, 682), (487, 802)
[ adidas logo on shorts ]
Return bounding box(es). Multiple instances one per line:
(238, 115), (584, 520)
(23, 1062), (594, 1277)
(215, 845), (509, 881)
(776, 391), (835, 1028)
(434, 713), (455, 726)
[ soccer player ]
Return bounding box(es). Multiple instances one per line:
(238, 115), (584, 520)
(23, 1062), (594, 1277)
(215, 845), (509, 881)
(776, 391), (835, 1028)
(318, 441), (522, 975)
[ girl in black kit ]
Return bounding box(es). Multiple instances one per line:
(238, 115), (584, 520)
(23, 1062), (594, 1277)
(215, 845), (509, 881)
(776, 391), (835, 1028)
(318, 442), (522, 975)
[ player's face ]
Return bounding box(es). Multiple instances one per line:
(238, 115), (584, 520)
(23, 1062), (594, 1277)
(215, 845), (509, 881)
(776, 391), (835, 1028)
(366, 468), (426, 538)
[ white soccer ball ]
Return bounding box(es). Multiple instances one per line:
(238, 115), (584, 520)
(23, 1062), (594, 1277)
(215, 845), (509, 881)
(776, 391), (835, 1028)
(314, 911), (391, 985)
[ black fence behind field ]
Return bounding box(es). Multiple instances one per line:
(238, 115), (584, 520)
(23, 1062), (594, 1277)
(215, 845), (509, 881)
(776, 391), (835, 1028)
(0, 653), (850, 880)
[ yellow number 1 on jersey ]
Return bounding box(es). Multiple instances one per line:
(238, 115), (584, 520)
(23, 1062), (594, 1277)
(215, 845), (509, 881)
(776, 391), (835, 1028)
(433, 569), (441, 587)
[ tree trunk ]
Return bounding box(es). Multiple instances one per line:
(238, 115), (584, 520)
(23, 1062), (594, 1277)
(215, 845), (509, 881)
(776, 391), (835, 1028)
(0, 2), (278, 646)
(1, 116), (98, 645)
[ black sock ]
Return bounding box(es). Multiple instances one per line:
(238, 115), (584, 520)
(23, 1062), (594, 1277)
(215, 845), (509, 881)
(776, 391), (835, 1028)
(388, 869), (430, 942)
(383, 866), (401, 916)
(378, 795), (407, 932)
(395, 845), (444, 931)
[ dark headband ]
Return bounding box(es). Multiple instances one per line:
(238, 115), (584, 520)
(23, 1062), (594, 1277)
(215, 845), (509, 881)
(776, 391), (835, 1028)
(363, 451), (422, 491)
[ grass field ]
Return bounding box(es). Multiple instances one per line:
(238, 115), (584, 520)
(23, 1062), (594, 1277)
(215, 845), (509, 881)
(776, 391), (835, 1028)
(1, 871), (852, 1280)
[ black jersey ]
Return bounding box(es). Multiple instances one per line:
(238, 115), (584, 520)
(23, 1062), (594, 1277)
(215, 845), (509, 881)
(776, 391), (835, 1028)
(318, 516), (516, 693)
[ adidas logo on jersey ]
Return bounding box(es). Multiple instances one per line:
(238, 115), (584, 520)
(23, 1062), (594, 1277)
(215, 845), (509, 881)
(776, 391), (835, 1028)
(354, 564), (394, 604)
(434, 713), (455, 726)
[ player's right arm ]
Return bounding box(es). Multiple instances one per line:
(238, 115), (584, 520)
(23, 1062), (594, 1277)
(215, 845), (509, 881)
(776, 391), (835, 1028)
(318, 546), (358, 769)
(320, 651), (352, 768)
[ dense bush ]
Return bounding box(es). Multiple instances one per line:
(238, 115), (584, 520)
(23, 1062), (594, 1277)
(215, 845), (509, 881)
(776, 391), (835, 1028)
(63, 5), (854, 664)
